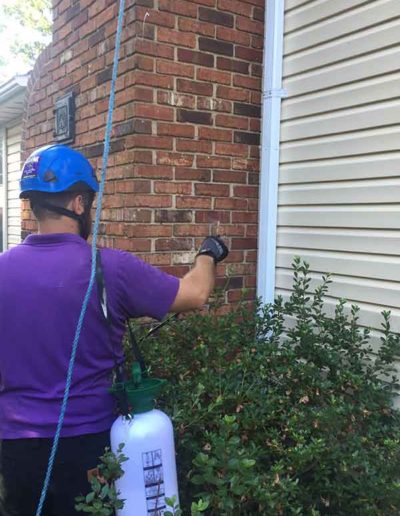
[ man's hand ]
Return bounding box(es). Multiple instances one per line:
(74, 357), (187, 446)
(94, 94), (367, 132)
(196, 236), (229, 264)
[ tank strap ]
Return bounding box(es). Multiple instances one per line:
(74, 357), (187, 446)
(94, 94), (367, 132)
(95, 250), (148, 376)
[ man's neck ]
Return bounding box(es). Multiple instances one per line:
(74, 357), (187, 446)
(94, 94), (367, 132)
(37, 217), (80, 235)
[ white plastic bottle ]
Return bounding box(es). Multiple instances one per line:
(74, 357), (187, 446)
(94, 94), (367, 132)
(110, 368), (179, 516)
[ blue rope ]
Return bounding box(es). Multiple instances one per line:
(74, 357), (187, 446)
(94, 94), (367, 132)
(35, 1), (126, 514)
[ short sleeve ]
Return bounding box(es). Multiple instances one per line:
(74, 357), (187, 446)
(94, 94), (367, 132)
(117, 252), (180, 320)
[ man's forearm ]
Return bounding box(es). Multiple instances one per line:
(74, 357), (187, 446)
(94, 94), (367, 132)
(185, 255), (216, 304)
(169, 255), (215, 312)
(169, 236), (228, 313)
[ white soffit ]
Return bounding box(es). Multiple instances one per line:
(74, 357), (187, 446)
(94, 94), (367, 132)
(0, 74), (29, 125)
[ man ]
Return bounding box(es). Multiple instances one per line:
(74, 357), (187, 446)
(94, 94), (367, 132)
(0, 144), (228, 516)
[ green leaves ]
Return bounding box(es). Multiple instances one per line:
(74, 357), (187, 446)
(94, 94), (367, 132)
(126, 259), (400, 513)
(75, 444), (127, 515)
(0, 0), (51, 72)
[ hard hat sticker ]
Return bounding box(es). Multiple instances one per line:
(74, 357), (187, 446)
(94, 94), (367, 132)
(22, 155), (40, 180)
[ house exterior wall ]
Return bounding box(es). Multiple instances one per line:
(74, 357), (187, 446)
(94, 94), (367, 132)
(22, 0), (264, 304)
(6, 122), (22, 247)
(277, 0), (400, 340)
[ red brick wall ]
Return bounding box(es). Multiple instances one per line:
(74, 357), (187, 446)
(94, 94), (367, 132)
(22, 0), (264, 304)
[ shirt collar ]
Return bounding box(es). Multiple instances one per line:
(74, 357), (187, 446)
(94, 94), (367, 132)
(23, 233), (88, 246)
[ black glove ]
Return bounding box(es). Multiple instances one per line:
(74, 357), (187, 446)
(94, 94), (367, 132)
(196, 236), (229, 264)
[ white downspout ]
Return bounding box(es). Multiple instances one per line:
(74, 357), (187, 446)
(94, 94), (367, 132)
(1, 127), (7, 251)
(257, 0), (286, 303)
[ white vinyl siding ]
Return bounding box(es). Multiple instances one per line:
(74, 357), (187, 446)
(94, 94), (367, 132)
(277, 0), (400, 336)
(6, 122), (22, 247)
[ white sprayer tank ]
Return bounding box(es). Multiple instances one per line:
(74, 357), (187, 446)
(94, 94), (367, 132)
(110, 372), (179, 516)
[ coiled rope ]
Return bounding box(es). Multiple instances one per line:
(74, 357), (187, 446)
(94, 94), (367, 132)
(35, 1), (126, 513)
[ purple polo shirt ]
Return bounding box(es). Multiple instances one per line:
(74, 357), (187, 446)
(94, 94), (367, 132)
(0, 233), (179, 439)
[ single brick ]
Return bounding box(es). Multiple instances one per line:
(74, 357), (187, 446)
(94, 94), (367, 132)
(88, 27), (105, 47)
(195, 210), (231, 223)
(134, 40), (174, 60)
(252, 63), (263, 77)
(64, 3), (81, 23)
(175, 168), (211, 182)
(156, 60), (195, 79)
(134, 71), (174, 88)
(155, 210), (193, 223)
(126, 224), (173, 238)
(127, 134), (173, 150)
(178, 18), (215, 37)
(177, 79), (213, 96)
(134, 165), (174, 179)
(216, 276), (243, 289)
(216, 114), (248, 130)
(217, 85), (249, 102)
(217, 57), (249, 74)
(218, 0), (252, 16)
(114, 238), (152, 252)
(213, 169), (247, 184)
(199, 127), (232, 142)
(176, 196), (212, 209)
(197, 67), (231, 85)
(216, 142), (248, 157)
(234, 102), (261, 118)
(154, 181), (193, 195)
(72, 8), (88, 30)
(232, 158), (260, 171)
(235, 46), (263, 62)
(195, 183), (230, 197)
(133, 6), (175, 27)
(215, 197), (248, 210)
(196, 155), (232, 169)
(157, 152), (195, 167)
(84, 143), (104, 158)
(158, 123), (195, 138)
(216, 26), (251, 46)
(177, 109), (212, 125)
(122, 194), (172, 208)
(178, 48), (214, 68)
(253, 7), (265, 21)
(157, 27), (196, 48)
(176, 139), (213, 153)
(115, 180), (151, 194)
(252, 34), (264, 49)
(199, 7), (234, 28)
(157, 90), (196, 109)
(159, 0), (198, 18)
(234, 74), (261, 90)
(234, 131), (260, 145)
(96, 67), (112, 85)
(114, 119), (152, 137)
(236, 15), (264, 35)
(234, 185), (259, 198)
(199, 37), (233, 56)
(231, 238), (258, 250)
(197, 96), (232, 113)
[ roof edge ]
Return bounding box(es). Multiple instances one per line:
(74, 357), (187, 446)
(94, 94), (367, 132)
(0, 73), (30, 105)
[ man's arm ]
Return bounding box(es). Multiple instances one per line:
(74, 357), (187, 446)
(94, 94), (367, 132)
(170, 255), (216, 312)
(169, 236), (229, 313)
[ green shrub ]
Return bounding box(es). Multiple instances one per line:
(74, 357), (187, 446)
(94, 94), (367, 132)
(133, 258), (400, 515)
(75, 444), (127, 515)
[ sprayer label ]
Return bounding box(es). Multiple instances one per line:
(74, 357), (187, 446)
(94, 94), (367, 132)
(142, 449), (166, 514)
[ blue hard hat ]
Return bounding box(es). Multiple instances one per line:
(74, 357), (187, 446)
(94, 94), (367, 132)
(20, 144), (99, 198)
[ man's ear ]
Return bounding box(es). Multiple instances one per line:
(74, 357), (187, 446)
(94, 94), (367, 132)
(70, 194), (85, 216)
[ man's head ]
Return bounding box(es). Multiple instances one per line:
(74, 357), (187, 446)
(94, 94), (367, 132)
(20, 145), (99, 239)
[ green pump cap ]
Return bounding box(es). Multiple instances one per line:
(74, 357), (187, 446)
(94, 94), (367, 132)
(111, 363), (166, 415)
